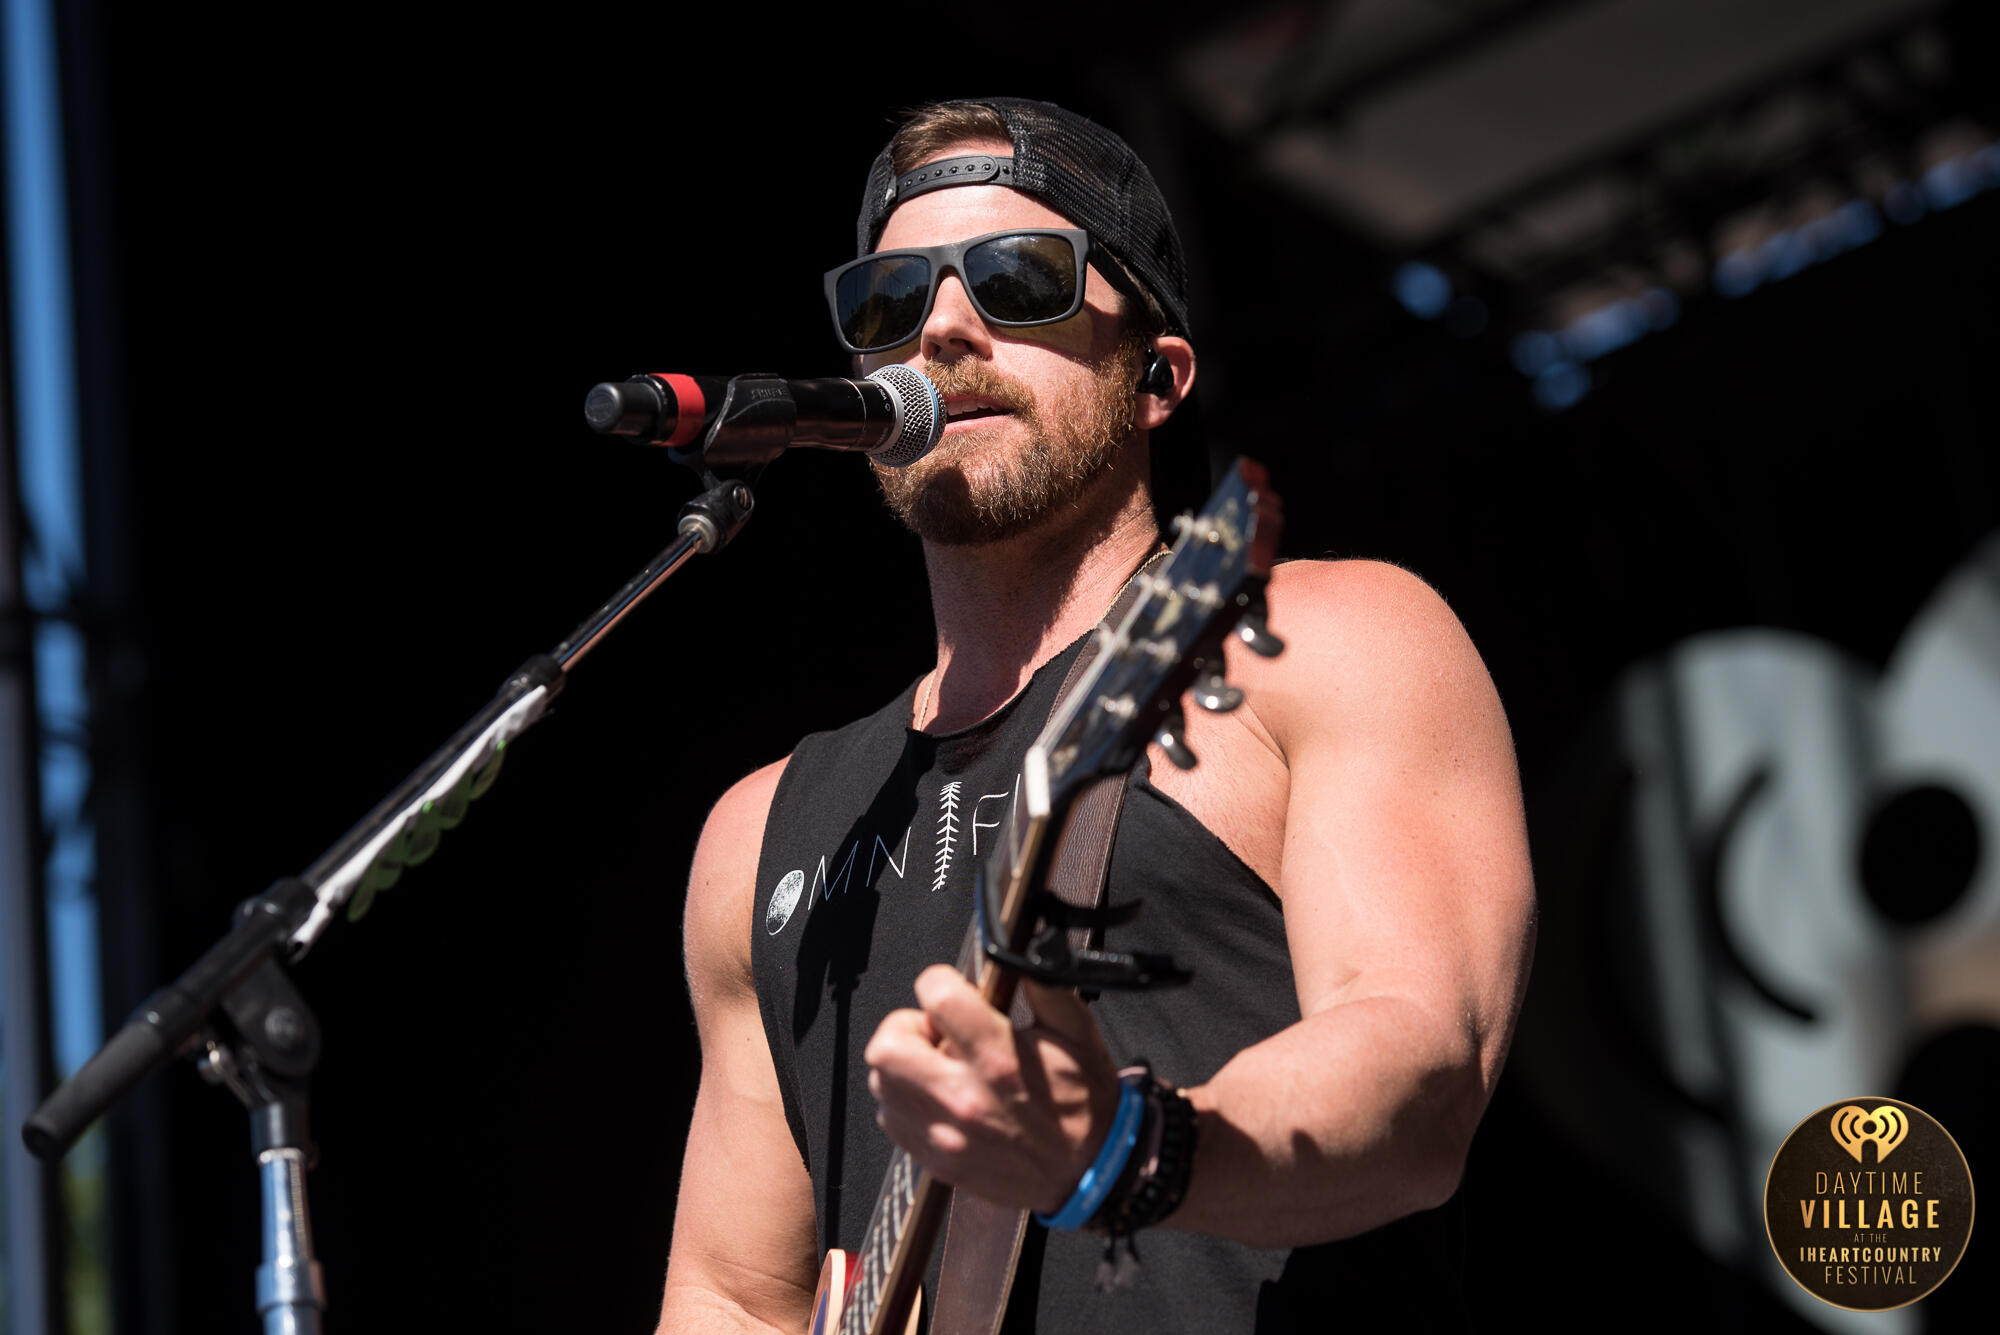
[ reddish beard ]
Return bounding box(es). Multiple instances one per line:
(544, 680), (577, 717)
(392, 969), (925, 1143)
(873, 336), (1141, 546)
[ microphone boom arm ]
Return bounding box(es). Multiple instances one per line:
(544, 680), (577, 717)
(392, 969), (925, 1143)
(23, 469), (757, 1163)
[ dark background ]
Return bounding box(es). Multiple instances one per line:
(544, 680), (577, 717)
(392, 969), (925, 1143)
(42, 3), (1996, 1331)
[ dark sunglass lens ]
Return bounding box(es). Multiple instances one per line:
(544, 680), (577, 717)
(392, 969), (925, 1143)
(965, 234), (1078, 324)
(837, 255), (930, 350)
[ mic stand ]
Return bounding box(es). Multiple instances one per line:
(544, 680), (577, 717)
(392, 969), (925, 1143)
(23, 466), (761, 1333)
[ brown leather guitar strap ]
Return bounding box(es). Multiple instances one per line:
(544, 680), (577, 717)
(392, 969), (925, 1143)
(930, 548), (1170, 1335)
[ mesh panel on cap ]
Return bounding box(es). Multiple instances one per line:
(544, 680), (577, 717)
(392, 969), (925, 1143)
(857, 97), (1190, 339)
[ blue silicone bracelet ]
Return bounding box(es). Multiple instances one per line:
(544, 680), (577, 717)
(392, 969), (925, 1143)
(1034, 1074), (1146, 1231)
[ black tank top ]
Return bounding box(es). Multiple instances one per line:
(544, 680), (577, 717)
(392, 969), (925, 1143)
(751, 635), (1466, 1332)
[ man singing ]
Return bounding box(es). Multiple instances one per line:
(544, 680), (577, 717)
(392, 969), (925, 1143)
(658, 97), (1536, 1332)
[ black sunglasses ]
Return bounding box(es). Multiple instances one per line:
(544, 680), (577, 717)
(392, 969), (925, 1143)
(825, 228), (1143, 355)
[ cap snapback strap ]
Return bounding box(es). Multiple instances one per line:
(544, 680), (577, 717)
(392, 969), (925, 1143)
(889, 153), (1018, 207)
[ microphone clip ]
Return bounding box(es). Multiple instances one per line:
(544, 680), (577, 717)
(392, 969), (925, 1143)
(676, 469), (759, 554)
(669, 373), (795, 471)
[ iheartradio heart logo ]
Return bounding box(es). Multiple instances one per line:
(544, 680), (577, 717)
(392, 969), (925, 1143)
(1830, 1104), (1910, 1163)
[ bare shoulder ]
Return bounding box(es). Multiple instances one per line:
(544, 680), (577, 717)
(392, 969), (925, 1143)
(1157, 560), (1503, 890)
(683, 756), (791, 1010)
(1263, 557), (1482, 672)
(1265, 556), (1460, 627)
(703, 755), (791, 846)
(1236, 558), (1505, 753)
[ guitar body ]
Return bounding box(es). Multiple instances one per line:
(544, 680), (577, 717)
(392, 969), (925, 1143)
(810, 1249), (921, 1335)
(808, 1248), (847, 1335)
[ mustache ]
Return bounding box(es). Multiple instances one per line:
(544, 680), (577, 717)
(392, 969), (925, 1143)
(921, 360), (1035, 415)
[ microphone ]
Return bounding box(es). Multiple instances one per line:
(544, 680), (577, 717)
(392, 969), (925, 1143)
(583, 365), (943, 468)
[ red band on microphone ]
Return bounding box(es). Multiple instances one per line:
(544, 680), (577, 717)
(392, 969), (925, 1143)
(652, 374), (708, 450)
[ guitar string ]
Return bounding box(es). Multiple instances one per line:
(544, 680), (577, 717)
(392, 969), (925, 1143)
(857, 1152), (923, 1334)
(850, 1144), (922, 1335)
(849, 1197), (884, 1333)
(849, 1168), (895, 1333)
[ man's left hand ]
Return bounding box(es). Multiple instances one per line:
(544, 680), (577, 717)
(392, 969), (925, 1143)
(864, 964), (1123, 1215)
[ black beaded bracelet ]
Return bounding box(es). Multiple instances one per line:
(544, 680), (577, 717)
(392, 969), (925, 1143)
(1086, 1063), (1200, 1236)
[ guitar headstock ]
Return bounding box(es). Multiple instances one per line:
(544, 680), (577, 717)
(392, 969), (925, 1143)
(1040, 458), (1284, 792)
(974, 458), (1284, 990)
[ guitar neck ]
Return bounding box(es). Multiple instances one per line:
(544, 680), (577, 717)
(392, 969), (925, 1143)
(828, 459), (1282, 1335)
(838, 802), (1049, 1335)
(837, 1146), (945, 1335)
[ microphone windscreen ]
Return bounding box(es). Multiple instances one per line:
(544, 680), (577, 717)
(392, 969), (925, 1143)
(865, 365), (943, 467)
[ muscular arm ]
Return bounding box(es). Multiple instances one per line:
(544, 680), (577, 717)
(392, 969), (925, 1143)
(864, 560), (1535, 1250)
(1166, 560), (1537, 1247)
(658, 760), (821, 1333)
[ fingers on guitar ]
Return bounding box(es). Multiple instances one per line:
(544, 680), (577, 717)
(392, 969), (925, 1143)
(914, 967), (1012, 1063)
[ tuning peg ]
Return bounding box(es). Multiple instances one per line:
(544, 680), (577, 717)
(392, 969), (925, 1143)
(1155, 708), (1197, 769)
(1236, 607), (1284, 658)
(1192, 671), (1243, 713)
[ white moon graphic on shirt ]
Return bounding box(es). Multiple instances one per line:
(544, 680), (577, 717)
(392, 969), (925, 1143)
(766, 869), (805, 934)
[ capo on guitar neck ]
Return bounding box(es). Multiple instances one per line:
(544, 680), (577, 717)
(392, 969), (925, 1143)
(976, 880), (1193, 991)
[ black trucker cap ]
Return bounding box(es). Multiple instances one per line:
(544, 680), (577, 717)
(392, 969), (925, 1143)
(856, 97), (1192, 340)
